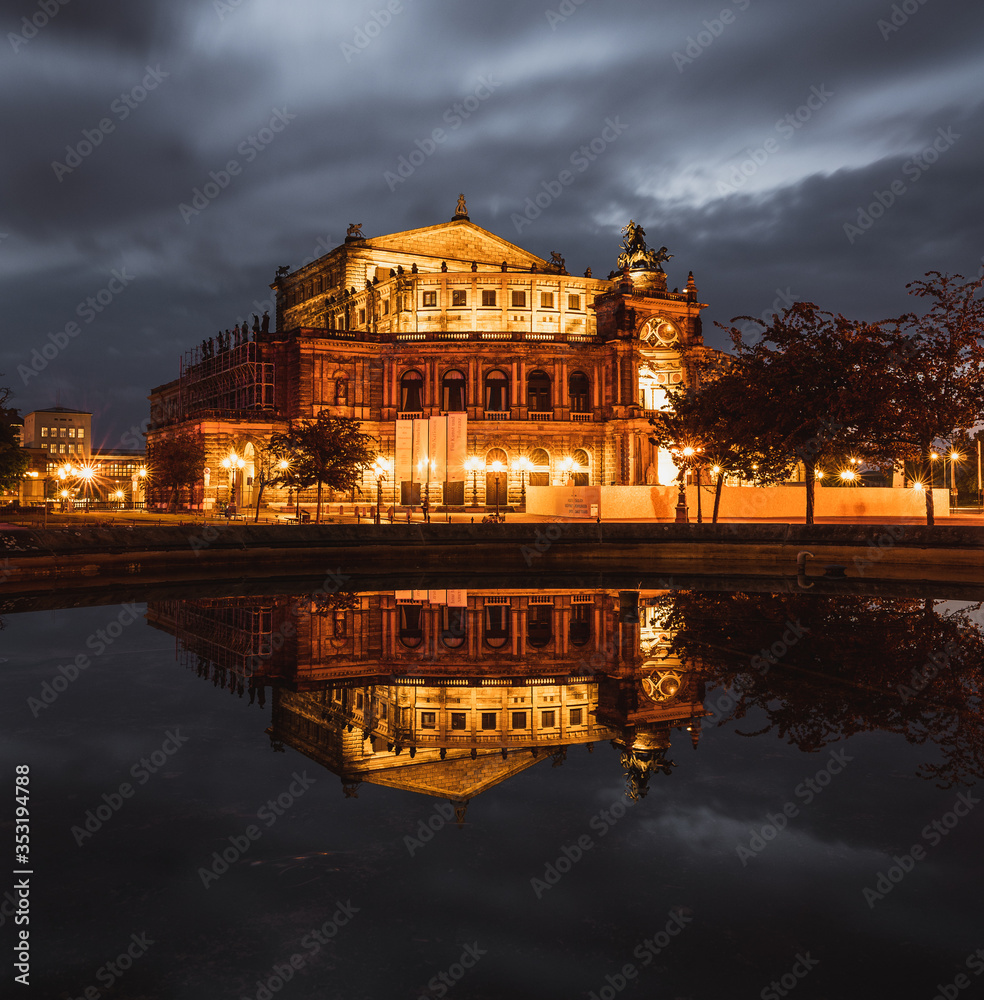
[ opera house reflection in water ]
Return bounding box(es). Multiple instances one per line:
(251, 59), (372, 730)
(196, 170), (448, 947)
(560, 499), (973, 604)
(147, 588), (708, 804)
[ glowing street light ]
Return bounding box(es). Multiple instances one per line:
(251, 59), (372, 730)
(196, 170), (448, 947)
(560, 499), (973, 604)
(515, 456), (532, 506)
(464, 456), (482, 507)
(372, 457), (389, 524)
(489, 460), (506, 517)
(949, 450), (963, 505)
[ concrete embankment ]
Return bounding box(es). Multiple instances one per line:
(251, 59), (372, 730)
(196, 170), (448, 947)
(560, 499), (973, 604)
(1, 522), (982, 597)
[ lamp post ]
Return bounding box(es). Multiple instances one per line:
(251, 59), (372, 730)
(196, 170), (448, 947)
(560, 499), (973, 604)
(489, 460), (505, 518)
(949, 449), (962, 507)
(221, 452), (245, 506)
(516, 456), (532, 508)
(465, 456), (481, 507)
(372, 457), (388, 524)
(929, 451), (939, 489)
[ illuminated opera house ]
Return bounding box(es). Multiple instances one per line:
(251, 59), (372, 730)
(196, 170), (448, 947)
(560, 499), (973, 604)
(146, 198), (711, 510)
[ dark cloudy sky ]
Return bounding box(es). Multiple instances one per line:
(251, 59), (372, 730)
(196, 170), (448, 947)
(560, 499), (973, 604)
(2, 0), (982, 447)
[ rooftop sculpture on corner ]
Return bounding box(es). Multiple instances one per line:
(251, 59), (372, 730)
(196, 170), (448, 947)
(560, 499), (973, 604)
(617, 221), (673, 273)
(346, 223), (365, 239)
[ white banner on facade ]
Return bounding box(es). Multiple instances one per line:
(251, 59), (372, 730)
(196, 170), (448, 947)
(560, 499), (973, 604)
(412, 419), (429, 483)
(446, 589), (468, 607)
(395, 420), (413, 484)
(446, 413), (467, 482)
(428, 416), (447, 482)
(427, 590), (447, 605)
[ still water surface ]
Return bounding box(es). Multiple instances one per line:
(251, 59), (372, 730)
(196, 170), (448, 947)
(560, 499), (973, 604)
(3, 583), (983, 999)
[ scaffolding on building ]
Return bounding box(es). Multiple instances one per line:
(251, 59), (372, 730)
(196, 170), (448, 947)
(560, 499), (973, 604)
(178, 342), (275, 416)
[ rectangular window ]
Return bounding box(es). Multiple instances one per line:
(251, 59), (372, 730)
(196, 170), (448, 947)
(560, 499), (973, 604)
(451, 712), (467, 730)
(481, 289), (496, 307)
(540, 292), (554, 309)
(569, 708), (583, 726)
(452, 290), (467, 307)
(481, 712), (497, 730)
(59, 443), (66, 454)
(511, 712), (527, 730)
(359, 308), (366, 324)
(421, 712), (436, 729)
(383, 300), (390, 315)
(511, 290), (526, 307)
(422, 291), (437, 307)
(541, 710), (556, 728)
(68, 428), (75, 438)
(568, 294), (581, 310)
(41, 427), (48, 438)
(77, 428), (84, 439)
(60, 428), (66, 437)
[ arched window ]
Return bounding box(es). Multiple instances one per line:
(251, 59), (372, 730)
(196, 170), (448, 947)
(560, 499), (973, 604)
(569, 372), (590, 413)
(529, 448), (550, 487)
(484, 370), (509, 412)
(569, 604), (591, 646)
(441, 370), (466, 412)
(398, 604), (423, 649)
(527, 370), (551, 412)
(571, 448), (590, 486)
(527, 605), (553, 648)
(484, 604), (510, 649)
(400, 370), (423, 412)
(441, 606), (467, 649)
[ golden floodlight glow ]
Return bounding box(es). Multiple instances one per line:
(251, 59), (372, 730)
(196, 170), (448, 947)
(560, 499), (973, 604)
(913, 481), (925, 491)
(950, 451), (962, 460)
(711, 465), (721, 475)
(930, 452), (939, 460)
(840, 470), (856, 481)
(815, 469), (825, 479)
(490, 460), (505, 473)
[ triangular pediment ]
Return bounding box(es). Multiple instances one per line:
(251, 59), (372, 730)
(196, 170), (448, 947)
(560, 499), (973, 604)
(363, 220), (545, 270)
(349, 748), (546, 800)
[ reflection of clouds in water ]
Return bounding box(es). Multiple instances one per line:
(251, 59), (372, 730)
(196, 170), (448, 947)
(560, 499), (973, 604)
(634, 805), (876, 867)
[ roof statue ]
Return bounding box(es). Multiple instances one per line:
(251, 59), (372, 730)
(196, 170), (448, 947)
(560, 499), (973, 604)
(455, 193), (467, 217)
(617, 220), (673, 273)
(346, 223), (365, 239)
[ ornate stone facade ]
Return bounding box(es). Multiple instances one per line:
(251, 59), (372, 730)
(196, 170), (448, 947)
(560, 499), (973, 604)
(148, 205), (710, 510)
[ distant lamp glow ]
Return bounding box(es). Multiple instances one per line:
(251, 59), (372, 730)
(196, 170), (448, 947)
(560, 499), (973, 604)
(913, 481), (925, 491)
(711, 465), (721, 475)
(840, 470), (856, 482)
(815, 469), (825, 479)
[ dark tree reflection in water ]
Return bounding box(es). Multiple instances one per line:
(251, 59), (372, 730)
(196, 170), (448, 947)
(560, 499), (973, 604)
(650, 591), (984, 787)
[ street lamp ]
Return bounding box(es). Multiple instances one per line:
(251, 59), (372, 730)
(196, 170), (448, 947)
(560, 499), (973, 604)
(516, 456), (532, 507)
(929, 451), (940, 489)
(949, 449), (962, 506)
(489, 460), (505, 517)
(372, 457), (388, 524)
(465, 456), (481, 507)
(221, 452), (245, 505)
